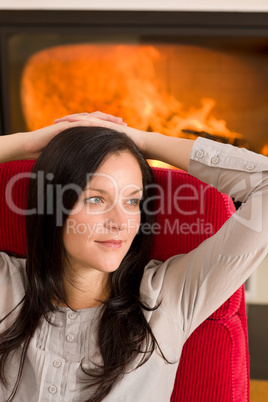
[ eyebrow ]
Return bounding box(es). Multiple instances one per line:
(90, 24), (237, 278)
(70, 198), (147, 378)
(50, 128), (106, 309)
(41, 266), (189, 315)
(84, 188), (143, 195)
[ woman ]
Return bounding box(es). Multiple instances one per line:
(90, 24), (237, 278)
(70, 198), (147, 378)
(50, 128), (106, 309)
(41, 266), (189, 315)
(0, 111), (267, 401)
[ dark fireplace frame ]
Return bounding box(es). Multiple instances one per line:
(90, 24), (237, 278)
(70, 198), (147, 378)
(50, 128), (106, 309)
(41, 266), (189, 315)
(0, 9), (268, 135)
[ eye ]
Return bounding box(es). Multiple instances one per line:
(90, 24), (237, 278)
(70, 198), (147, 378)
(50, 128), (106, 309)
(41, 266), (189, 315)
(125, 198), (141, 207)
(85, 196), (103, 204)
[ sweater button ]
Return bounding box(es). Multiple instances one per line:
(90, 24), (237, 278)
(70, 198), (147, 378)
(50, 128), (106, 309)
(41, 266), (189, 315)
(68, 312), (77, 320)
(211, 156), (219, 164)
(53, 360), (62, 368)
(246, 162), (255, 171)
(66, 334), (75, 342)
(48, 385), (58, 394)
(195, 150), (204, 159)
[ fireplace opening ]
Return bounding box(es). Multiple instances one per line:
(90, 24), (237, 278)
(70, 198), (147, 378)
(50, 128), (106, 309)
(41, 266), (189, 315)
(1, 11), (268, 157)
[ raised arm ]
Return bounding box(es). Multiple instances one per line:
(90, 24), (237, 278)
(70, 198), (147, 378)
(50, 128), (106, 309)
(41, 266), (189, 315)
(142, 137), (268, 338)
(0, 112), (126, 163)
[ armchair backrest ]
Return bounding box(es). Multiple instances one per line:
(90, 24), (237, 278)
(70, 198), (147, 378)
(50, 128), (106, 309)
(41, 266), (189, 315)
(0, 160), (249, 401)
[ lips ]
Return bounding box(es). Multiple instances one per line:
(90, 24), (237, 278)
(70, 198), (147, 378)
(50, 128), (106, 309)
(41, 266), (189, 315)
(95, 240), (123, 249)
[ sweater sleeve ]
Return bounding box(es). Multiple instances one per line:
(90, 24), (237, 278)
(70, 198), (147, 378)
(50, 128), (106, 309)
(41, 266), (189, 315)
(141, 137), (268, 340)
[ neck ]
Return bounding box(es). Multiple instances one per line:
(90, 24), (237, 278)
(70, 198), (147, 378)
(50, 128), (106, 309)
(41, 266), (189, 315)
(57, 269), (110, 310)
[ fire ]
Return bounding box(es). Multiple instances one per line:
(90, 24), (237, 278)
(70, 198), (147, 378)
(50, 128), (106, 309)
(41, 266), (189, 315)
(21, 44), (247, 168)
(261, 145), (268, 156)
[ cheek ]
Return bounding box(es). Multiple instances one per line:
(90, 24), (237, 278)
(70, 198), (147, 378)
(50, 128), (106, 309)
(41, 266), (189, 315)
(63, 212), (99, 243)
(127, 214), (141, 238)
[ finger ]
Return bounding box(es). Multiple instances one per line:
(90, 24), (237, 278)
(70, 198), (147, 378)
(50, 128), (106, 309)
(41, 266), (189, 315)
(66, 117), (118, 130)
(54, 112), (126, 125)
(54, 114), (89, 123)
(57, 114), (126, 125)
(91, 111), (125, 124)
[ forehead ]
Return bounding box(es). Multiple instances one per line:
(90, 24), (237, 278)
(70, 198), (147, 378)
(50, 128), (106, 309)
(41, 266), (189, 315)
(87, 152), (143, 192)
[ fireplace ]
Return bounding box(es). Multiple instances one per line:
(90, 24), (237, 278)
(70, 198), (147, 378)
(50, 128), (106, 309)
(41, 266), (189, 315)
(0, 10), (268, 155)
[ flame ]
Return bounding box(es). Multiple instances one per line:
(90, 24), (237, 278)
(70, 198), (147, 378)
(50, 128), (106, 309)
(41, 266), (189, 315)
(21, 44), (247, 167)
(261, 145), (268, 156)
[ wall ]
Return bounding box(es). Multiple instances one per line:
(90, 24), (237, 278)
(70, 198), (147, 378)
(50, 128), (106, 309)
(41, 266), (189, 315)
(0, 0), (268, 12)
(246, 255), (268, 304)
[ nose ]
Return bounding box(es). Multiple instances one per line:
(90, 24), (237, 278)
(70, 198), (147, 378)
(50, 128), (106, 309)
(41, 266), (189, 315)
(104, 205), (127, 232)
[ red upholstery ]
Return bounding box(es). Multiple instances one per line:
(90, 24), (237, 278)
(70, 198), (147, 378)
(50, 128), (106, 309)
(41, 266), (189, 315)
(0, 161), (249, 401)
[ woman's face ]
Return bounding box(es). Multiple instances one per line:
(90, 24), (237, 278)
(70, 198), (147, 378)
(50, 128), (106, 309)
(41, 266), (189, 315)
(63, 151), (143, 278)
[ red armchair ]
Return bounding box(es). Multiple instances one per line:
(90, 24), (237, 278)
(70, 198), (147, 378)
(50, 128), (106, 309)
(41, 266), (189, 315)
(0, 161), (249, 401)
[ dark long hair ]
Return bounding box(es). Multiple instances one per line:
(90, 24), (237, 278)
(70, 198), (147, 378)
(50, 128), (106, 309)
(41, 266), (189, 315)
(0, 127), (167, 401)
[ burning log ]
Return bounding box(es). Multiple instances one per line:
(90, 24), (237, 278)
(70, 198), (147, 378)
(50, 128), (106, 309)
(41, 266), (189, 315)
(182, 129), (249, 148)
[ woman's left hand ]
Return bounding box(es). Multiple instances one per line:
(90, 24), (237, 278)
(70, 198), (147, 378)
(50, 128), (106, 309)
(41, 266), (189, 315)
(23, 112), (127, 159)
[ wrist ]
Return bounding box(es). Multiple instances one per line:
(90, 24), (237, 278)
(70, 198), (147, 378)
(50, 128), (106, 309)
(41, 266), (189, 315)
(19, 131), (37, 159)
(143, 131), (165, 160)
(142, 132), (195, 171)
(0, 132), (30, 162)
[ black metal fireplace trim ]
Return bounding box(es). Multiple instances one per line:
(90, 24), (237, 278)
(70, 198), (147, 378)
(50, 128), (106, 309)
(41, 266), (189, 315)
(0, 9), (268, 135)
(0, 10), (268, 30)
